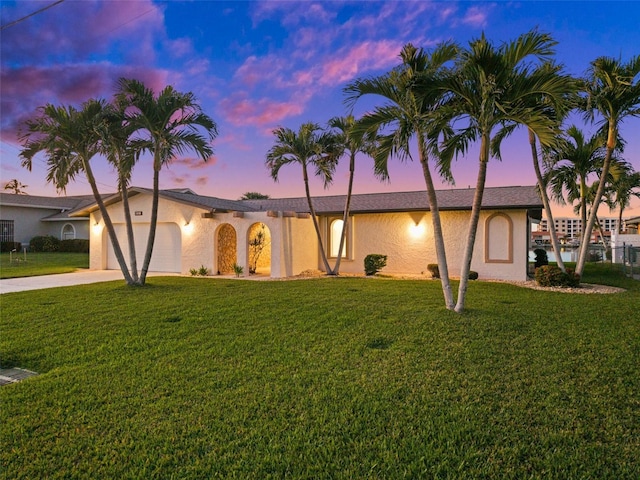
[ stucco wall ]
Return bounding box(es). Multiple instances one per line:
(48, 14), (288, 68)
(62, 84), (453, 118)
(328, 209), (529, 281)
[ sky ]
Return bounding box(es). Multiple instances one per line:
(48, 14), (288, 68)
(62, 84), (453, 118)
(1, 0), (639, 217)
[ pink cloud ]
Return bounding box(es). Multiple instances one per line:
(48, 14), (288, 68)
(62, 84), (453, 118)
(195, 176), (208, 186)
(171, 157), (218, 170)
(319, 40), (402, 86)
(220, 96), (305, 128)
(462, 6), (490, 27)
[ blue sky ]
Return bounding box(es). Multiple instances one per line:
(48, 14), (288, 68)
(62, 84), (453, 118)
(1, 0), (639, 215)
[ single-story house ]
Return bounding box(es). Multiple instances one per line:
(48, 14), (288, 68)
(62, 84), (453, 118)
(0, 192), (93, 247)
(72, 185), (543, 281)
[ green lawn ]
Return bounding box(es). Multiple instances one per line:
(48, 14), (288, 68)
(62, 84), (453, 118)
(1, 265), (638, 478)
(0, 252), (89, 279)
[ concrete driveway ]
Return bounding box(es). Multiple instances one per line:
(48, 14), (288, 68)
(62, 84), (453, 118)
(0, 270), (178, 294)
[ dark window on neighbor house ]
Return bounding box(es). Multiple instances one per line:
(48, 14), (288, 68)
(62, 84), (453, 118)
(0, 220), (14, 243)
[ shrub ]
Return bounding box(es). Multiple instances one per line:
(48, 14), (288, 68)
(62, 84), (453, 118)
(189, 268), (198, 276)
(427, 264), (440, 279)
(533, 248), (549, 268)
(0, 241), (21, 253)
(364, 254), (387, 276)
(30, 235), (60, 252)
(198, 265), (210, 276)
(468, 271), (479, 280)
(59, 239), (89, 253)
(535, 265), (580, 288)
(233, 263), (244, 278)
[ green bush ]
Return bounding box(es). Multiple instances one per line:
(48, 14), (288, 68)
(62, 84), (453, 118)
(427, 264), (440, 279)
(59, 239), (89, 253)
(364, 254), (387, 276)
(533, 248), (549, 268)
(535, 265), (580, 287)
(0, 241), (22, 253)
(30, 235), (61, 252)
(468, 270), (479, 280)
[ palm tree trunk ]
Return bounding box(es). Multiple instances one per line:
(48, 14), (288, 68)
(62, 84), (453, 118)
(455, 133), (489, 313)
(529, 129), (566, 273)
(331, 151), (355, 275)
(139, 163), (160, 285)
(120, 180), (139, 283)
(576, 124), (615, 275)
(83, 159), (135, 285)
(418, 136), (454, 310)
(302, 162), (332, 273)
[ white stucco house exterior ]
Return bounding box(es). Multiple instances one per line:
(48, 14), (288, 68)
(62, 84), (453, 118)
(72, 185), (543, 281)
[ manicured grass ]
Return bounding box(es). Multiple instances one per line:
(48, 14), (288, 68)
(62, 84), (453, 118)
(0, 252), (89, 279)
(1, 265), (639, 478)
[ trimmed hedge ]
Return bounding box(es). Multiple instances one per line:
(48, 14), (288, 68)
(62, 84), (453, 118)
(535, 265), (580, 288)
(364, 254), (387, 276)
(29, 235), (61, 252)
(59, 239), (90, 253)
(533, 248), (549, 268)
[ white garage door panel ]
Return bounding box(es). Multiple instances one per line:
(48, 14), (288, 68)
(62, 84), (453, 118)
(106, 223), (181, 272)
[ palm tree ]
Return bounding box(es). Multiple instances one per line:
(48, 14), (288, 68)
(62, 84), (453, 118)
(116, 78), (218, 285)
(544, 126), (608, 242)
(326, 115), (377, 275)
(575, 55), (640, 275)
(239, 192), (270, 200)
(344, 42), (458, 309)
(438, 30), (565, 313)
(19, 99), (135, 284)
(525, 63), (576, 273)
(3, 179), (28, 194)
(97, 101), (140, 283)
(609, 164), (640, 233)
(265, 122), (341, 273)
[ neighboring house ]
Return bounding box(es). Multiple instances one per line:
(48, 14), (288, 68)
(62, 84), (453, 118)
(72, 185), (543, 281)
(0, 193), (94, 247)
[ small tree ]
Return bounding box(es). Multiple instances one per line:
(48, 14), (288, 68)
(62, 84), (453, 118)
(364, 254), (387, 276)
(248, 224), (269, 274)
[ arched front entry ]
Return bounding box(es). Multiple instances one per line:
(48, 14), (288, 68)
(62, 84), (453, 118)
(217, 223), (237, 274)
(248, 222), (271, 275)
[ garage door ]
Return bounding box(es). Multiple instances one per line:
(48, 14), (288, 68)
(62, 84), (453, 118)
(106, 223), (181, 273)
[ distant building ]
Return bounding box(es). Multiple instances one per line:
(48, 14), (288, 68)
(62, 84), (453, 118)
(535, 216), (634, 242)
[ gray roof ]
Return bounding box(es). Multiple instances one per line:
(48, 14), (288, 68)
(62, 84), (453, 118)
(243, 185), (543, 214)
(72, 185), (542, 217)
(0, 192), (96, 221)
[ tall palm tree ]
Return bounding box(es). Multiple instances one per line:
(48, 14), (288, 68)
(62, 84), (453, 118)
(265, 122), (341, 274)
(344, 42), (458, 310)
(97, 101), (140, 283)
(575, 55), (640, 275)
(116, 78), (218, 285)
(544, 126), (608, 242)
(326, 115), (377, 275)
(438, 30), (565, 313)
(525, 62), (576, 273)
(19, 99), (135, 284)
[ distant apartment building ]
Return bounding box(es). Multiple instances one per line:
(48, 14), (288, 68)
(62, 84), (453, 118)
(535, 216), (629, 241)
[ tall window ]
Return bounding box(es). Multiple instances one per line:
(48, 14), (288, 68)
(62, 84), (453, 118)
(0, 220), (14, 243)
(330, 219), (346, 258)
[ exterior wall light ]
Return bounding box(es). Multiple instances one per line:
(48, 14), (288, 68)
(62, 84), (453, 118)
(409, 223), (426, 238)
(183, 222), (194, 234)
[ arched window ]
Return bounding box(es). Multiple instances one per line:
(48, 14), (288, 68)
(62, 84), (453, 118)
(62, 223), (76, 240)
